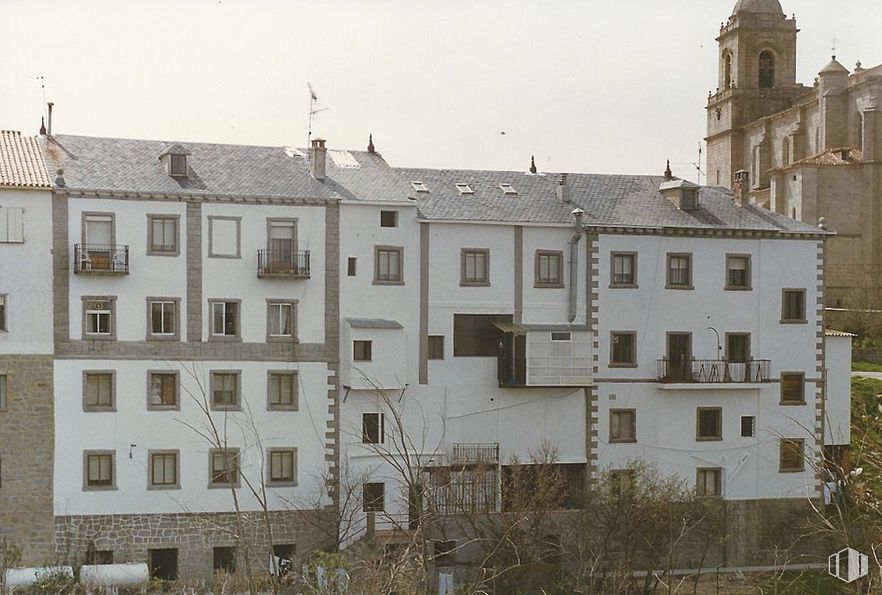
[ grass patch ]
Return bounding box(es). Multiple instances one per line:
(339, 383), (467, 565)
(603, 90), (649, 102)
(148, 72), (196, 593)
(853, 361), (882, 372)
(755, 570), (847, 594)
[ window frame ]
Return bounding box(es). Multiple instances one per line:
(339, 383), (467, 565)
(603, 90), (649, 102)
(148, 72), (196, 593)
(266, 447), (297, 487)
(781, 288), (807, 323)
(610, 252), (638, 288)
(169, 154), (188, 177)
(207, 215), (242, 259)
(148, 449), (180, 490)
(534, 250), (564, 288)
(725, 254), (752, 290)
(267, 370), (298, 411)
(208, 299), (241, 341)
(146, 214), (181, 256)
(780, 372), (806, 405)
(461, 248), (491, 287)
(83, 370), (116, 412)
(347, 257), (357, 277)
(353, 340), (372, 362)
(83, 450), (116, 491)
(363, 482), (385, 512)
(696, 467), (722, 497)
(609, 331), (637, 368)
(266, 299), (297, 342)
(81, 211), (116, 246)
(208, 448), (241, 488)
(779, 438), (805, 472)
(210, 370), (241, 411)
(741, 415), (756, 438)
(147, 370), (180, 411)
(609, 408), (637, 443)
(696, 407), (723, 441)
(146, 297), (181, 342)
(373, 245), (404, 285)
(379, 210), (398, 228)
(362, 412), (385, 444)
(82, 296), (117, 341)
(428, 335), (445, 360)
(0, 293), (7, 331)
(725, 332), (751, 363)
(665, 253), (693, 290)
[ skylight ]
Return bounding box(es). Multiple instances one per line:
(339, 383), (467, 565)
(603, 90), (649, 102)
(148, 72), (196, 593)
(499, 183), (517, 195)
(455, 183), (474, 195)
(411, 181), (429, 193)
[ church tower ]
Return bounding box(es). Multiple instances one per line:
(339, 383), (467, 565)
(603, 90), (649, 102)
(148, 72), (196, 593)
(705, 0), (805, 189)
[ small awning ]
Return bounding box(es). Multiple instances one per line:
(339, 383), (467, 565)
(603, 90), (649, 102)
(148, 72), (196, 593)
(493, 321), (528, 335)
(345, 318), (404, 329)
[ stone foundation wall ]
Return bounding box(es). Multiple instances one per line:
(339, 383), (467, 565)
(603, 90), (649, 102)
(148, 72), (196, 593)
(55, 508), (335, 581)
(0, 355), (55, 565)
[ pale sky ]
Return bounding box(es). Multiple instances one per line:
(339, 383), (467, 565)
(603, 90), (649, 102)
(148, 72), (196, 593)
(2, 1), (880, 181)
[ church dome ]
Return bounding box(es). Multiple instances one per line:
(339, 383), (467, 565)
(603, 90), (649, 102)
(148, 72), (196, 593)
(732, 0), (784, 15)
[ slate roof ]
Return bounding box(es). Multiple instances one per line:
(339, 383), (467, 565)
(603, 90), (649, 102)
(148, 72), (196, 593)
(312, 149), (413, 203)
(0, 131), (51, 189)
(41, 134), (335, 199)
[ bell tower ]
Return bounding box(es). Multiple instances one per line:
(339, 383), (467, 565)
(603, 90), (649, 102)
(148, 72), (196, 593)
(705, 0), (804, 189)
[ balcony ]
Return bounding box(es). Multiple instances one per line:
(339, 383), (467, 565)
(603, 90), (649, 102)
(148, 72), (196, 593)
(452, 443), (499, 466)
(257, 249), (310, 279)
(73, 244), (129, 275)
(657, 358), (770, 385)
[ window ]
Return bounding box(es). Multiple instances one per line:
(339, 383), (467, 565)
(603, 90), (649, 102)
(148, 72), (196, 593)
(363, 413), (385, 444)
(499, 183), (517, 195)
(461, 249), (490, 286)
(347, 257), (357, 277)
(272, 544), (296, 574)
(169, 154), (188, 177)
(609, 409), (636, 443)
(665, 333), (692, 381)
(780, 438), (805, 472)
(741, 416), (755, 437)
(411, 181), (429, 193)
(148, 298), (179, 340)
(267, 371), (297, 410)
(428, 335), (444, 360)
(208, 216), (241, 259)
(84, 371), (115, 411)
(267, 448), (297, 486)
(610, 332), (636, 367)
(696, 468), (721, 497)
(781, 372), (805, 404)
(535, 250), (563, 287)
(380, 210), (398, 228)
(726, 333), (750, 363)
(84, 451), (115, 490)
(609, 469), (637, 495)
(0, 375), (6, 410)
(0, 294), (6, 331)
(696, 408), (722, 441)
(0, 207), (24, 243)
(148, 372), (179, 409)
(723, 52), (732, 88)
(551, 332), (571, 342)
(147, 215), (179, 255)
(210, 300), (240, 339)
(726, 255), (751, 289)
(353, 340), (372, 362)
(758, 50), (775, 89)
(781, 289), (806, 322)
(83, 297), (115, 340)
(434, 540), (457, 565)
(210, 371), (240, 410)
(209, 449), (240, 487)
(374, 246), (404, 284)
(455, 183), (473, 195)
(363, 482), (385, 512)
(213, 547), (235, 573)
(453, 314), (509, 357)
(611, 252), (637, 287)
(149, 451), (179, 489)
(267, 301), (295, 340)
(666, 253), (692, 288)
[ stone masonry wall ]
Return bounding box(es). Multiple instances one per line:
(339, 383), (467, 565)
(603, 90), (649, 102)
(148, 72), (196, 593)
(0, 355), (55, 564)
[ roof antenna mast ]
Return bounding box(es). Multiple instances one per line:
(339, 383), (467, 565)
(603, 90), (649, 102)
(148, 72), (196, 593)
(306, 82), (329, 150)
(693, 141), (705, 185)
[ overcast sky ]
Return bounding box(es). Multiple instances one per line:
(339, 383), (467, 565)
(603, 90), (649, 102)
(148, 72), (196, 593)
(2, 1), (880, 181)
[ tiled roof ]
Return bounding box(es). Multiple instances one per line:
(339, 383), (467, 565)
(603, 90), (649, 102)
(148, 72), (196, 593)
(0, 131), (51, 189)
(788, 147), (863, 167)
(825, 329), (856, 337)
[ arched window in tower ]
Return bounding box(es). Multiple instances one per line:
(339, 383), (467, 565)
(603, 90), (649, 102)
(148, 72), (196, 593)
(724, 53), (733, 89)
(758, 51), (775, 89)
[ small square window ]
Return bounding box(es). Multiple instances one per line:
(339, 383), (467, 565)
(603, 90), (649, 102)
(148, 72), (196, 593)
(611, 253), (637, 287)
(267, 448), (297, 485)
(696, 467), (721, 497)
(210, 300), (240, 339)
(551, 332), (571, 342)
(726, 255), (751, 289)
(461, 249), (490, 286)
(609, 409), (636, 443)
(411, 181), (429, 193)
(780, 438), (805, 472)
(84, 371), (115, 411)
(267, 302), (295, 340)
(741, 415), (755, 437)
(169, 154), (188, 177)
(428, 335), (444, 360)
(455, 183), (473, 195)
(781, 289), (806, 322)
(211, 371), (240, 410)
(666, 253), (692, 288)
(781, 372), (805, 404)
(353, 340), (372, 362)
(696, 408), (722, 440)
(268, 372), (297, 410)
(347, 257), (357, 277)
(362, 412), (385, 444)
(84, 451), (115, 490)
(149, 451), (179, 489)
(363, 482), (385, 512)
(610, 332), (636, 366)
(374, 246), (404, 284)
(148, 215), (179, 255)
(499, 183), (517, 195)
(209, 449), (240, 487)
(535, 251), (563, 287)
(380, 210), (398, 228)
(148, 372), (178, 409)
(213, 547), (236, 573)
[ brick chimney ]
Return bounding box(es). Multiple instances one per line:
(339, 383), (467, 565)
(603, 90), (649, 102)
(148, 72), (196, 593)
(733, 170), (749, 207)
(309, 138), (327, 180)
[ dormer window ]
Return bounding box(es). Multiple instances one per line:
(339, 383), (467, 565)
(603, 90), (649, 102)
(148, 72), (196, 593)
(499, 183), (517, 195)
(169, 154), (188, 177)
(411, 181), (429, 193)
(455, 183), (474, 195)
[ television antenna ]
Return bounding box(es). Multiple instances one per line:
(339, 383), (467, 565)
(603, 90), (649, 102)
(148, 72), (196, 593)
(692, 142), (705, 185)
(306, 82), (330, 150)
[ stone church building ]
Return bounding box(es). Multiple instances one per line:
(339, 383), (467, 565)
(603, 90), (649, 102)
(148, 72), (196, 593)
(706, 0), (882, 308)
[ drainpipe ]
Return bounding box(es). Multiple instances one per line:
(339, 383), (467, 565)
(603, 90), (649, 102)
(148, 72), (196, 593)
(568, 208), (585, 322)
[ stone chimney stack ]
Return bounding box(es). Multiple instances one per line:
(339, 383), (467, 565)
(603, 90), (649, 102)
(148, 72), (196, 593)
(309, 138), (327, 180)
(733, 170), (749, 207)
(556, 173), (571, 203)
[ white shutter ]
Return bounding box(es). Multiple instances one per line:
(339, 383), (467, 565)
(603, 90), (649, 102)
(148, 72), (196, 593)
(7, 208), (23, 243)
(0, 209), (7, 243)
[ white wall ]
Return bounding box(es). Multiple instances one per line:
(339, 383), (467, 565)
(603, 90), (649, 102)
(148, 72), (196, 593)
(825, 334), (852, 446)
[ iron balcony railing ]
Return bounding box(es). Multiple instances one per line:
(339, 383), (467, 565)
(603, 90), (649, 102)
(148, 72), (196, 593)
(657, 358), (770, 384)
(452, 443), (500, 465)
(257, 249), (310, 279)
(73, 244), (130, 274)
